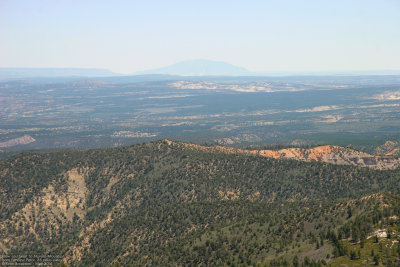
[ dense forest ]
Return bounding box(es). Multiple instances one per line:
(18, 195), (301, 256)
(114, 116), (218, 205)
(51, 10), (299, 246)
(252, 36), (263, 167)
(0, 140), (400, 266)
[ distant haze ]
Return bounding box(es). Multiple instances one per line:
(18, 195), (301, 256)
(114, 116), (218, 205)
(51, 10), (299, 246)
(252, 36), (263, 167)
(2, 60), (400, 81)
(136, 59), (251, 76)
(0, 1), (399, 74)
(0, 68), (118, 80)
(136, 60), (400, 77)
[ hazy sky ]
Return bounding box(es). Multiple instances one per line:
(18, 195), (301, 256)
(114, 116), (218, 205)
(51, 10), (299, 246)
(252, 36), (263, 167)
(1, 0), (399, 74)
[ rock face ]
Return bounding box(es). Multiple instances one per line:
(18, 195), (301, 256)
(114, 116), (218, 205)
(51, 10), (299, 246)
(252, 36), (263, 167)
(248, 145), (400, 170)
(0, 135), (36, 148)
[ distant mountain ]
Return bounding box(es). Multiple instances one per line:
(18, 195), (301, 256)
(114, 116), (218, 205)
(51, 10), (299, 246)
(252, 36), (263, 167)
(136, 60), (400, 76)
(137, 59), (252, 76)
(0, 68), (119, 81)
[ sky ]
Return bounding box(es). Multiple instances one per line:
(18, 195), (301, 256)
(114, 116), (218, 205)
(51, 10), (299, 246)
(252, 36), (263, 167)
(1, 0), (399, 74)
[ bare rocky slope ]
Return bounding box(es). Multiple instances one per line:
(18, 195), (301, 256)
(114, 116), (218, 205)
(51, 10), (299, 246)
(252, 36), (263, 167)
(375, 140), (400, 156)
(248, 145), (400, 170)
(0, 135), (36, 148)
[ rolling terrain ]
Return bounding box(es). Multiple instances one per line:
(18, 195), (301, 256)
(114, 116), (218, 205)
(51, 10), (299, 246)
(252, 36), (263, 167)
(1, 75), (400, 157)
(0, 140), (400, 266)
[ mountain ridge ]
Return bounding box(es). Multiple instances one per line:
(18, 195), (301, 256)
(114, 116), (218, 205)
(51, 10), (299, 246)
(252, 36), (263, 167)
(163, 140), (400, 170)
(136, 59), (252, 76)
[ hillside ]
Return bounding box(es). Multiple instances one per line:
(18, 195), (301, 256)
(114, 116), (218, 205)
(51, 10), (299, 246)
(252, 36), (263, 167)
(0, 140), (400, 266)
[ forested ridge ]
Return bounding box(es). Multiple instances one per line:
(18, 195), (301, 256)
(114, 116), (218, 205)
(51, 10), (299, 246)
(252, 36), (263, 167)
(0, 140), (400, 266)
